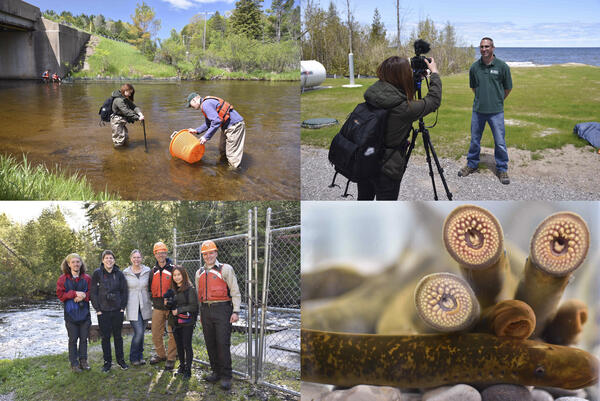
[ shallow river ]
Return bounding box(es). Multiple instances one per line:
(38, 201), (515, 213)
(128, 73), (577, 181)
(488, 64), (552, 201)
(0, 80), (300, 200)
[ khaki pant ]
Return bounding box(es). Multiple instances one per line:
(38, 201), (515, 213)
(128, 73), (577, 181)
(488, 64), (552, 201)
(151, 309), (177, 361)
(110, 114), (129, 147)
(218, 121), (246, 168)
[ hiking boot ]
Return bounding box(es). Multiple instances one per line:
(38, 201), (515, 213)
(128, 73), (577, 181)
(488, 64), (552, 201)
(220, 379), (232, 390)
(204, 373), (220, 383)
(138, 359), (147, 365)
(117, 360), (129, 370)
(497, 171), (510, 185)
(164, 360), (176, 370)
(79, 359), (91, 371)
(102, 363), (111, 373)
(183, 369), (191, 380)
(149, 355), (166, 365)
(458, 165), (477, 177)
(176, 365), (186, 376)
(71, 365), (82, 373)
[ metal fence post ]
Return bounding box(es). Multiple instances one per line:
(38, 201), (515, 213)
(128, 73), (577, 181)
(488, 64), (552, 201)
(173, 227), (177, 265)
(257, 208), (272, 378)
(253, 206), (259, 383)
(246, 209), (253, 381)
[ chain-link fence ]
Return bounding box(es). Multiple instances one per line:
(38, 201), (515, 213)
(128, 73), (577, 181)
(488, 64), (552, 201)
(172, 208), (300, 397)
(256, 209), (301, 395)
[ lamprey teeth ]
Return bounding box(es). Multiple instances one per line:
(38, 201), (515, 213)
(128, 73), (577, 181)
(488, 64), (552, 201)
(530, 212), (589, 276)
(414, 273), (480, 332)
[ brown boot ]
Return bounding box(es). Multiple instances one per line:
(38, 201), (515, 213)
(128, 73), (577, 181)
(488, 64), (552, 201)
(79, 359), (91, 371)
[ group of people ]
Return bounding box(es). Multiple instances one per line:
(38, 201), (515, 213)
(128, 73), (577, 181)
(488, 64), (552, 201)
(357, 36), (512, 200)
(41, 70), (61, 83)
(105, 84), (246, 169)
(56, 240), (241, 390)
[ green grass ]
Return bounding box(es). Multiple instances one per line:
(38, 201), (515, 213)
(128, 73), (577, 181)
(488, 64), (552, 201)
(0, 334), (298, 401)
(73, 37), (178, 79)
(0, 154), (118, 200)
(301, 65), (600, 157)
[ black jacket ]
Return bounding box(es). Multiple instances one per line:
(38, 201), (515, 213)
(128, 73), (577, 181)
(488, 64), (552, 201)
(363, 73), (442, 180)
(90, 264), (128, 312)
(168, 286), (199, 328)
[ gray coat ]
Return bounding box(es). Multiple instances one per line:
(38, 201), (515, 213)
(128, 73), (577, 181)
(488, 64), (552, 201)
(123, 265), (152, 321)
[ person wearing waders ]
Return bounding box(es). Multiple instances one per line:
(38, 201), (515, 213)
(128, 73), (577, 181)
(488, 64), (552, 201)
(148, 242), (177, 370)
(195, 240), (241, 391)
(110, 83), (144, 147)
(185, 93), (245, 169)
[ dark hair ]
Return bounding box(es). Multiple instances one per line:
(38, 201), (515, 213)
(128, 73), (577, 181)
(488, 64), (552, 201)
(172, 266), (192, 292)
(61, 253), (86, 276)
(101, 250), (115, 262)
(119, 83), (135, 101)
(481, 37), (494, 47)
(376, 56), (415, 102)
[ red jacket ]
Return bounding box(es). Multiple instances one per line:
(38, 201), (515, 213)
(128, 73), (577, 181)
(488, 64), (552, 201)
(197, 264), (231, 302)
(56, 273), (91, 302)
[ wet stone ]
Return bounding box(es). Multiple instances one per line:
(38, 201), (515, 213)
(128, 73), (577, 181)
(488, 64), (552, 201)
(320, 385), (403, 401)
(531, 389), (553, 401)
(554, 398), (589, 401)
(481, 384), (532, 401)
(422, 384), (481, 401)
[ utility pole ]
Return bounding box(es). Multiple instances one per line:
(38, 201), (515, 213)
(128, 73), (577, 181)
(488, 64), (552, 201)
(202, 11), (214, 52)
(182, 35), (191, 61)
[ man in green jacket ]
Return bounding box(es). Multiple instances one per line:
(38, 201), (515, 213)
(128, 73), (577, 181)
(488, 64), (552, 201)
(458, 37), (512, 185)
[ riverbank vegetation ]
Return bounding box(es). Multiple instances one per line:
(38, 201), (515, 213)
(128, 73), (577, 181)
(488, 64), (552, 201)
(302, 1), (474, 76)
(0, 334), (297, 400)
(43, 1), (300, 80)
(301, 65), (600, 156)
(0, 202), (299, 299)
(0, 154), (117, 200)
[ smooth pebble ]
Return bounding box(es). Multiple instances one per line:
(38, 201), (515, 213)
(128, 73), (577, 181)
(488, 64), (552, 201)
(531, 389), (554, 401)
(320, 385), (403, 401)
(481, 384), (532, 401)
(422, 384), (481, 401)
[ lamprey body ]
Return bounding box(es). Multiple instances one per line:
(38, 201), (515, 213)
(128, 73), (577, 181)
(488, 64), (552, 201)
(301, 329), (598, 390)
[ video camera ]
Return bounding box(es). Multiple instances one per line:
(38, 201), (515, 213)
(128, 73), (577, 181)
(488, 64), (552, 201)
(163, 289), (178, 310)
(410, 39), (432, 82)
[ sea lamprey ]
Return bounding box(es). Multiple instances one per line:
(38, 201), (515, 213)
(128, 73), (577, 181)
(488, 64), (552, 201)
(443, 205), (513, 308)
(515, 212), (590, 337)
(301, 329), (599, 390)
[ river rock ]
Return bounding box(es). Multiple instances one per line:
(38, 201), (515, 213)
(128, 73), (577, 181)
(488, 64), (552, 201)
(481, 384), (532, 401)
(320, 385), (403, 401)
(539, 387), (587, 399)
(422, 384), (481, 401)
(554, 398), (589, 401)
(531, 389), (553, 401)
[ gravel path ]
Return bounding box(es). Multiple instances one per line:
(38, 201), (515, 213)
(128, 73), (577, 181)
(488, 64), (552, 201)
(302, 145), (600, 200)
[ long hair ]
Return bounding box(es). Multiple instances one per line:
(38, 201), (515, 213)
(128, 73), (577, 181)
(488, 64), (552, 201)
(61, 253), (86, 276)
(119, 83), (135, 101)
(376, 56), (415, 102)
(172, 266), (192, 292)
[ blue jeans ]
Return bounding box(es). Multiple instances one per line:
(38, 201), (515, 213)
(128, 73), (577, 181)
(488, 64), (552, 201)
(467, 111), (509, 173)
(129, 310), (148, 363)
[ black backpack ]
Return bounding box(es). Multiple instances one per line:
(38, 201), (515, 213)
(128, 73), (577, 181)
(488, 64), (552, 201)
(98, 97), (114, 125)
(328, 102), (389, 196)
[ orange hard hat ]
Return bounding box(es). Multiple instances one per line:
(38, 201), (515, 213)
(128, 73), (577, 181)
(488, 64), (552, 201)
(201, 240), (217, 254)
(153, 241), (168, 254)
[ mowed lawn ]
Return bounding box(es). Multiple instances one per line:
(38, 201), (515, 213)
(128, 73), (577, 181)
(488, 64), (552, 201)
(301, 65), (600, 159)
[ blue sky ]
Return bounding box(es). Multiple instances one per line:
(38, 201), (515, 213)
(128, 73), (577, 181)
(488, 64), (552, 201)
(27, 0), (279, 40)
(332, 0), (600, 47)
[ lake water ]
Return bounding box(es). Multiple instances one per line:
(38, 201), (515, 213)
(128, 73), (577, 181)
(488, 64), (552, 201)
(0, 80), (300, 200)
(490, 47), (600, 66)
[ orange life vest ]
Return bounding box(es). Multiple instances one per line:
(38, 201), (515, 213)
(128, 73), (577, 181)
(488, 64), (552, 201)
(151, 267), (172, 298)
(42, 71), (49, 78)
(201, 96), (233, 127)
(197, 264), (231, 302)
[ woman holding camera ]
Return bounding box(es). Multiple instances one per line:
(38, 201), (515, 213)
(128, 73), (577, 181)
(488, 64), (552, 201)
(167, 266), (198, 379)
(56, 253), (92, 372)
(358, 56), (442, 200)
(91, 250), (129, 373)
(123, 249), (152, 366)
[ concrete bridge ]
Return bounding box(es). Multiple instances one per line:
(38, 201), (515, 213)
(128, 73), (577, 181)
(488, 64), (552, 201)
(0, 0), (90, 79)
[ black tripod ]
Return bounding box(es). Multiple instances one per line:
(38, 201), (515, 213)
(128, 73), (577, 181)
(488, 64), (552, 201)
(405, 76), (453, 200)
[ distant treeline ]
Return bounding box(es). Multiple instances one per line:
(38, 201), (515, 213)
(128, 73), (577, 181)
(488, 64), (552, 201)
(42, 0), (300, 76)
(0, 201), (299, 299)
(301, 1), (475, 76)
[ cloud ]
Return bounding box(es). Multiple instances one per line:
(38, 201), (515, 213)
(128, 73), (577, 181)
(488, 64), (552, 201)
(162, 0), (235, 9)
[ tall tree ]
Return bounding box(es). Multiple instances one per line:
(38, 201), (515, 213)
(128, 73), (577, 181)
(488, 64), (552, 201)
(230, 0), (264, 40)
(267, 0), (294, 42)
(369, 8), (386, 43)
(128, 2), (161, 58)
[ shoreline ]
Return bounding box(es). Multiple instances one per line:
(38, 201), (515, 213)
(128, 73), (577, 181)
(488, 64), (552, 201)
(506, 61), (598, 68)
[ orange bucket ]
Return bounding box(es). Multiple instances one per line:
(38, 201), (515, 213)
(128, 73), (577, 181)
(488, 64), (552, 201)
(169, 129), (205, 163)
